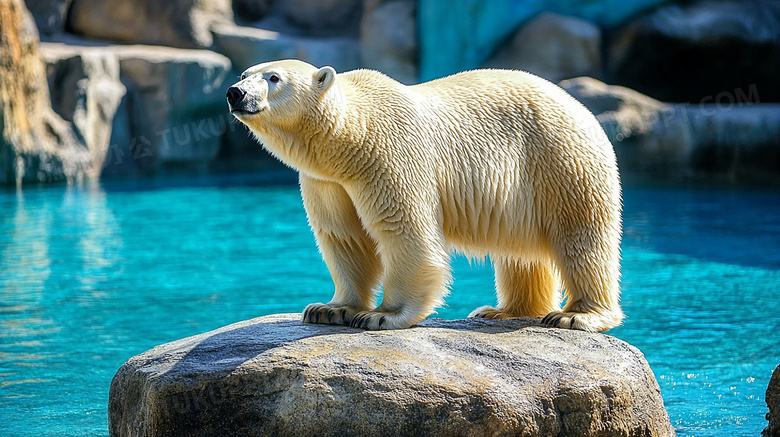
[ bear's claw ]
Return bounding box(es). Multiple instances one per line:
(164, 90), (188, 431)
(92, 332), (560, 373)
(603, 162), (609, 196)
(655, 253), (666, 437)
(541, 309), (623, 332)
(541, 311), (583, 330)
(350, 313), (371, 329)
(301, 303), (357, 326)
(347, 310), (406, 330)
(468, 306), (515, 320)
(352, 314), (386, 329)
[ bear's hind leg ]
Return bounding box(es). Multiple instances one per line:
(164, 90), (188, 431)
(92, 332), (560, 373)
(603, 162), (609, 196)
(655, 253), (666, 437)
(470, 258), (561, 320)
(543, 241), (624, 332)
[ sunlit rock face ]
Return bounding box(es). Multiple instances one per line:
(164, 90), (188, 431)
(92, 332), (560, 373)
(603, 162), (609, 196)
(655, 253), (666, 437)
(109, 314), (675, 437)
(0, 0), (91, 185)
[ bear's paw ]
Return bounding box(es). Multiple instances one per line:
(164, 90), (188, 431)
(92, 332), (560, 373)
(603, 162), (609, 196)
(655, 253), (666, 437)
(302, 303), (360, 326)
(468, 306), (517, 320)
(348, 310), (414, 330)
(541, 310), (622, 333)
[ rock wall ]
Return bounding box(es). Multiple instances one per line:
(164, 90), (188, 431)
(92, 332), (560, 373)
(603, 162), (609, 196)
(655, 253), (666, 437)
(40, 42), (125, 174)
(608, 0), (780, 103)
(67, 0), (234, 49)
(10, 0), (416, 183)
(0, 0), (92, 185)
(25, 0), (70, 35)
(109, 314), (676, 437)
(5, 0), (779, 184)
(485, 13), (601, 84)
(418, 0), (669, 81)
(561, 77), (780, 183)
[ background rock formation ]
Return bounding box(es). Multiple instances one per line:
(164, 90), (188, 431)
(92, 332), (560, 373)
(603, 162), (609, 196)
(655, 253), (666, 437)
(67, 0), (233, 48)
(485, 13), (601, 83)
(608, 0), (780, 103)
(109, 314), (675, 437)
(418, 0), (669, 81)
(40, 42), (125, 175)
(0, 0), (92, 185)
(4, 0), (779, 184)
(562, 77), (780, 183)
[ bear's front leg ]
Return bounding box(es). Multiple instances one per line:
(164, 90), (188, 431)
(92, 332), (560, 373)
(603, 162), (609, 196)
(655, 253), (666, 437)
(348, 198), (451, 330)
(299, 175), (382, 326)
(349, 237), (450, 330)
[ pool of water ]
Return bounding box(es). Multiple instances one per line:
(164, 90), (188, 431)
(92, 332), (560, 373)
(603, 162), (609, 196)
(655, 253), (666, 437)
(1, 174), (778, 436)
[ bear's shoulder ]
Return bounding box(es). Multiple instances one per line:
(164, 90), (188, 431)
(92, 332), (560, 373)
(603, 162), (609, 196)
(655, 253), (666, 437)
(338, 69), (405, 94)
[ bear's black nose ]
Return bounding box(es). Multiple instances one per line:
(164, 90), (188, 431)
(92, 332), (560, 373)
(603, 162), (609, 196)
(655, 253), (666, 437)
(226, 86), (246, 106)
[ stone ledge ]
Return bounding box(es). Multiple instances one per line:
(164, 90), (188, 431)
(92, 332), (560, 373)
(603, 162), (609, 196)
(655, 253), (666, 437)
(109, 313), (675, 437)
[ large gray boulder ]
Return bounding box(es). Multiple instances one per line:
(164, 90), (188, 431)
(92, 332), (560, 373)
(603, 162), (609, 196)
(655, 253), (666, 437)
(211, 24), (361, 73)
(109, 314), (675, 437)
(485, 13), (601, 83)
(560, 77), (694, 179)
(765, 364), (780, 436)
(1, 0), (91, 185)
(39, 42), (126, 177)
(242, 0), (362, 38)
(561, 77), (780, 183)
(112, 45), (232, 172)
(608, 0), (780, 102)
(67, 0), (233, 48)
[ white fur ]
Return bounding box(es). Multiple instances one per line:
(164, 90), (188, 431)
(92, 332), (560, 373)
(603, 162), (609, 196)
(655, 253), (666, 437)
(231, 59), (624, 332)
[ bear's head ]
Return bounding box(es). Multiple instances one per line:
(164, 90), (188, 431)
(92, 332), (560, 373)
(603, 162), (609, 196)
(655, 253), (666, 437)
(226, 59), (342, 172)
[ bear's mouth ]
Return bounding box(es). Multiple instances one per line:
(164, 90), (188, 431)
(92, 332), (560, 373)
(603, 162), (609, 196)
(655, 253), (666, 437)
(230, 107), (264, 116)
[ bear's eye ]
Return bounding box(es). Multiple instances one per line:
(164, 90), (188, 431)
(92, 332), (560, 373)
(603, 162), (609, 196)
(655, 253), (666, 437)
(269, 74), (280, 83)
(240, 72), (248, 81)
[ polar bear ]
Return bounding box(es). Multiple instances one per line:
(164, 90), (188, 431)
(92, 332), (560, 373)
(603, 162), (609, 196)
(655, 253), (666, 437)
(226, 59), (623, 332)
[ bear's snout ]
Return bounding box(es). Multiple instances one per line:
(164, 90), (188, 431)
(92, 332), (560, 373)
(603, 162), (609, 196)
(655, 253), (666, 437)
(226, 86), (247, 107)
(227, 84), (263, 115)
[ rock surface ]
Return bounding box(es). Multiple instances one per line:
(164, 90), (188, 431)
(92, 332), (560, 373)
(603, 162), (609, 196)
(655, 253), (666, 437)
(40, 42), (126, 175)
(113, 45), (231, 171)
(231, 0), (362, 39)
(109, 313), (675, 437)
(561, 77), (694, 179)
(67, 0), (233, 48)
(360, 0), (417, 84)
(561, 77), (780, 182)
(608, 0), (780, 102)
(275, 0), (362, 37)
(1, 0), (91, 185)
(232, 0), (273, 24)
(683, 104), (780, 183)
(212, 23), (361, 74)
(418, 0), (667, 81)
(766, 364), (780, 437)
(485, 13), (601, 83)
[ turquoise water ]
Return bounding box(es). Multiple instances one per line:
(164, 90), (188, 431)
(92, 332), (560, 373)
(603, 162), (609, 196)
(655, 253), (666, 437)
(1, 175), (779, 436)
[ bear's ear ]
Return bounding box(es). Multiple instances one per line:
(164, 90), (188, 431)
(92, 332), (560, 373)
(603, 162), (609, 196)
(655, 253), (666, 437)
(313, 66), (337, 91)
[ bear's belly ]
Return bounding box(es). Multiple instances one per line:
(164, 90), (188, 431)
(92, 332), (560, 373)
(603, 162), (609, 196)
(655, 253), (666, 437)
(441, 207), (548, 260)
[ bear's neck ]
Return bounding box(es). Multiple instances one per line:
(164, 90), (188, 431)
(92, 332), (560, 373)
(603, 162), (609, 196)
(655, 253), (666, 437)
(258, 103), (371, 183)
